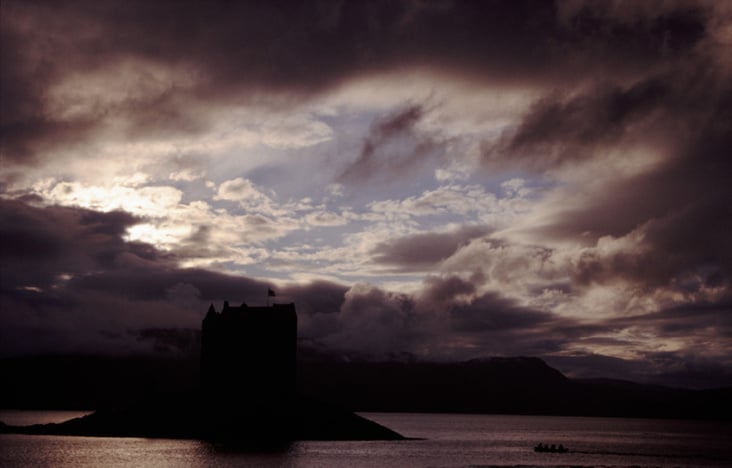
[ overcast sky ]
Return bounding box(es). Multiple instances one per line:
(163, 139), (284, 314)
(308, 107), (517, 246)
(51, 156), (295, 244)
(2, 0), (731, 387)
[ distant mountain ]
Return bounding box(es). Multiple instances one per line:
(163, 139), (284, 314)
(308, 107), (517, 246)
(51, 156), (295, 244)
(298, 355), (572, 414)
(2, 354), (730, 420)
(297, 354), (732, 420)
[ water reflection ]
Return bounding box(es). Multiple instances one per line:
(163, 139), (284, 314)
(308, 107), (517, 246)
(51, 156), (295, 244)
(1, 413), (730, 468)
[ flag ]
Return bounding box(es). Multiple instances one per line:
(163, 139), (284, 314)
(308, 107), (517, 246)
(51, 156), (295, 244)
(268, 288), (276, 297)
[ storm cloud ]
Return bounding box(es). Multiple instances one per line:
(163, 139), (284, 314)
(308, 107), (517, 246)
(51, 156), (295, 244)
(1, 0), (712, 166)
(2, 0), (731, 387)
(370, 225), (490, 269)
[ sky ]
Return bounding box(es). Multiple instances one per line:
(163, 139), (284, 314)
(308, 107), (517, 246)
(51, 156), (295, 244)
(1, 0), (731, 387)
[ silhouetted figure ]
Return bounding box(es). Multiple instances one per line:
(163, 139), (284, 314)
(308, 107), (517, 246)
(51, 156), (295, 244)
(201, 300), (297, 442)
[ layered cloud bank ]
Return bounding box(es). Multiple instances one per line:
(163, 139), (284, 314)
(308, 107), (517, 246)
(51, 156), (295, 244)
(2, 0), (731, 386)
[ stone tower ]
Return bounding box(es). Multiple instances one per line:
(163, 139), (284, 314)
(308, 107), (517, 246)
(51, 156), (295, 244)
(201, 301), (297, 439)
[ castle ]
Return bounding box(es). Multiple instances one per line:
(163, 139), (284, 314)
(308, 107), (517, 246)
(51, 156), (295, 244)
(201, 300), (297, 438)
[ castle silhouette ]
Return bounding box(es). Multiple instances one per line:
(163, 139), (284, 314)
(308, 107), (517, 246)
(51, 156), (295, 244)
(201, 300), (297, 440)
(0, 297), (404, 441)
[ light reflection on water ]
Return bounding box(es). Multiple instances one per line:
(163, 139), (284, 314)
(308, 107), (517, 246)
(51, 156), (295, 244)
(1, 412), (731, 467)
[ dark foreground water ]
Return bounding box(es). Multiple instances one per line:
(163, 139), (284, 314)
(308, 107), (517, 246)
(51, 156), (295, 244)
(1, 411), (730, 467)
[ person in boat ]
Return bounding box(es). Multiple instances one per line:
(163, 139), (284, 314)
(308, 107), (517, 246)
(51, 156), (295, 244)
(535, 442), (569, 453)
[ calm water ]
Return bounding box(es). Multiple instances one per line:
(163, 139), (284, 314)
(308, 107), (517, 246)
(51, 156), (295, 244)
(1, 411), (731, 467)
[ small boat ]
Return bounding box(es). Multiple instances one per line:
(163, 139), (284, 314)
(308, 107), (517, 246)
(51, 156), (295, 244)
(534, 443), (568, 453)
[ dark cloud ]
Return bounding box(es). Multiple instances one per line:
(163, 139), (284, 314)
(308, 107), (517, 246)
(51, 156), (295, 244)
(476, 16), (732, 296)
(612, 301), (732, 340)
(282, 280), (348, 316)
(542, 299), (732, 386)
(449, 292), (553, 333)
(555, 2), (706, 64)
(442, 288), (575, 357)
(1, 0), (710, 165)
(421, 275), (476, 305)
(0, 198), (146, 290)
(338, 105), (442, 185)
(324, 284), (419, 355)
(305, 275), (581, 360)
(570, 198), (732, 293)
(483, 78), (670, 169)
(536, 78), (732, 291)
(483, 50), (728, 173)
(370, 225), (490, 270)
(0, 199), (279, 354)
(374, 105), (423, 138)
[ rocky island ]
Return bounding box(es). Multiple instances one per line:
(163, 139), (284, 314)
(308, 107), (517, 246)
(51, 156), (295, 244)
(1, 301), (404, 443)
